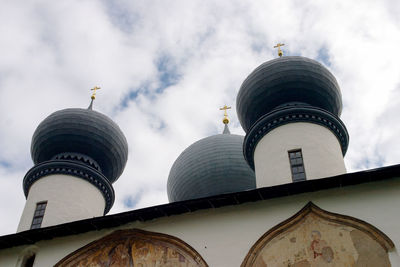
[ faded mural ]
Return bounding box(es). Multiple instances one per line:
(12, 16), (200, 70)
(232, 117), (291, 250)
(243, 203), (393, 267)
(55, 229), (208, 267)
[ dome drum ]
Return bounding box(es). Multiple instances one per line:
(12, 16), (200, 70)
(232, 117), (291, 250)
(243, 105), (349, 169)
(23, 160), (115, 214)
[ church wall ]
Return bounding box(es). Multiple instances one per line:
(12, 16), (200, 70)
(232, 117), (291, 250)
(0, 247), (21, 267)
(18, 174), (106, 232)
(254, 122), (346, 187)
(2, 178), (399, 267)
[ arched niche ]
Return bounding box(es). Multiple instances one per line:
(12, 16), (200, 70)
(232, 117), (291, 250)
(242, 202), (394, 267)
(55, 229), (208, 267)
(16, 245), (38, 267)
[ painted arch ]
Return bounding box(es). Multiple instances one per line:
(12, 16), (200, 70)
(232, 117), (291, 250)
(55, 229), (208, 267)
(241, 202), (394, 267)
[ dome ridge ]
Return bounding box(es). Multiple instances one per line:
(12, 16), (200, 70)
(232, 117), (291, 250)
(30, 107), (128, 183)
(167, 133), (255, 202)
(236, 56), (343, 133)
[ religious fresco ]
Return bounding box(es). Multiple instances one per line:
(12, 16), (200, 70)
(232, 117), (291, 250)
(55, 229), (208, 267)
(242, 202), (394, 267)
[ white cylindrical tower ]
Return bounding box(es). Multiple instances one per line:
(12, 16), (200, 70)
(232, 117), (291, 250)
(18, 174), (106, 231)
(18, 102), (128, 232)
(236, 56), (349, 188)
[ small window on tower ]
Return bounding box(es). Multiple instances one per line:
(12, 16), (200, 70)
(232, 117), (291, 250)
(288, 149), (306, 182)
(30, 201), (47, 229)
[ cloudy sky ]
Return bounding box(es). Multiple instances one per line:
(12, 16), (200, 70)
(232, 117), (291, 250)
(1, 0), (400, 235)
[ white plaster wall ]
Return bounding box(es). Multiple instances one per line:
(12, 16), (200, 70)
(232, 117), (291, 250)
(254, 122), (346, 187)
(1, 177), (399, 267)
(0, 247), (20, 267)
(17, 174), (105, 232)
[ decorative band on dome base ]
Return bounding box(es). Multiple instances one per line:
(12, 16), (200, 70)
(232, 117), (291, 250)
(243, 105), (349, 169)
(23, 160), (115, 214)
(52, 152), (102, 172)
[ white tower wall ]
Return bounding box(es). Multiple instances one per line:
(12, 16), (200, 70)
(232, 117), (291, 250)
(17, 174), (105, 232)
(254, 122), (346, 188)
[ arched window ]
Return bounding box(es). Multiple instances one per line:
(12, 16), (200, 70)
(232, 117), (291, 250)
(18, 247), (38, 267)
(22, 254), (36, 267)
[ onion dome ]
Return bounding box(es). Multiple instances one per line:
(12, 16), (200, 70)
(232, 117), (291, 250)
(23, 99), (128, 214)
(30, 107), (128, 183)
(237, 56), (343, 133)
(167, 124), (256, 202)
(236, 56), (349, 169)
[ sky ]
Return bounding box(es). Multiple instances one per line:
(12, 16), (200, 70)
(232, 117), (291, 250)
(0, 0), (400, 235)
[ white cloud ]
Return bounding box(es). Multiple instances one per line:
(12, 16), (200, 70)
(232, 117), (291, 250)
(0, 0), (400, 235)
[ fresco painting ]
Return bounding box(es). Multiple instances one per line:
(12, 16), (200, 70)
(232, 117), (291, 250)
(252, 213), (391, 267)
(55, 229), (208, 267)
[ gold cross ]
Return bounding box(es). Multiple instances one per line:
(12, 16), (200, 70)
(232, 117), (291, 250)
(91, 86), (101, 100)
(219, 105), (231, 124)
(274, 43), (285, 57)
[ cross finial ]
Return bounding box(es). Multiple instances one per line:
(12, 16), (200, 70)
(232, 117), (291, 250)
(274, 43), (285, 57)
(91, 86), (101, 100)
(219, 105), (231, 125)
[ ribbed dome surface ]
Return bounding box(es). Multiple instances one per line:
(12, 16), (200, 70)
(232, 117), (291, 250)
(167, 133), (256, 202)
(31, 108), (128, 183)
(237, 56), (342, 132)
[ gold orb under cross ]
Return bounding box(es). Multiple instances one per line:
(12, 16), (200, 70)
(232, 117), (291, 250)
(91, 86), (101, 100)
(219, 105), (231, 124)
(274, 43), (285, 57)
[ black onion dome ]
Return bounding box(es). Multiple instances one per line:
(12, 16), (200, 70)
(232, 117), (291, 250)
(167, 133), (256, 202)
(31, 108), (128, 183)
(237, 56), (343, 132)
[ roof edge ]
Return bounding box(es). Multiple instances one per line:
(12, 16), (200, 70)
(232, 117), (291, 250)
(2, 164), (400, 249)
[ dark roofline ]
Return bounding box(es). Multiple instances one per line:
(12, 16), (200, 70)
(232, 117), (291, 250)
(1, 164), (400, 249)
